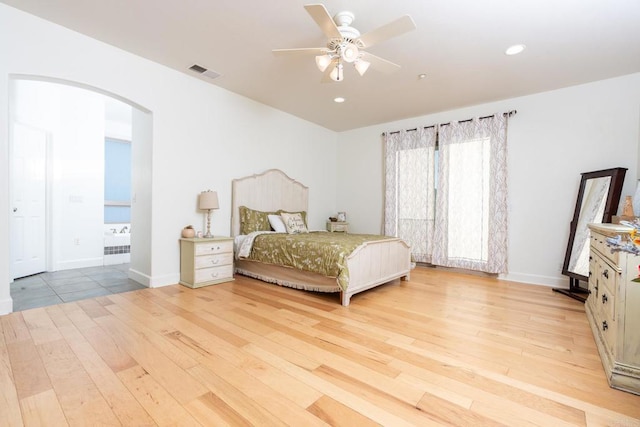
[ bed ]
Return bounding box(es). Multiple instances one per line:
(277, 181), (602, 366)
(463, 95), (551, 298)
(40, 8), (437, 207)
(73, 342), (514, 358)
(231, 169), (411, 306)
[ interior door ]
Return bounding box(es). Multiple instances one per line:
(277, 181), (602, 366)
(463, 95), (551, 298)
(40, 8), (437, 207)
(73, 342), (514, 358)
(10, 122), (47, 279)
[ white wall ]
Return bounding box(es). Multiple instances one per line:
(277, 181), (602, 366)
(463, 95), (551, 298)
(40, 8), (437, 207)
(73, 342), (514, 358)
(336, 73), (640, 288)
(2, 4), (636, 316)
(105, 97), (132, 141)
(0, 4), (337, 314)
(129, 107), (153, 285)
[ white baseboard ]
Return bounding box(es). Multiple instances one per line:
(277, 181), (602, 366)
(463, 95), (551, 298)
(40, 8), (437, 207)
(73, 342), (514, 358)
(128, 269), (179, 288)
(500, 272), (570, 289)
(149, 273), (180, 288)
(54, 257), (103, 271)
(0, 296), (13, 315)
(128, 268), (150, 287)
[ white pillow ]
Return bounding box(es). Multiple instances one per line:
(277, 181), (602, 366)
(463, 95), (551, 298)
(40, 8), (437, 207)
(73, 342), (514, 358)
(268, 214), (287, 233)
(280, 212), (309, 234)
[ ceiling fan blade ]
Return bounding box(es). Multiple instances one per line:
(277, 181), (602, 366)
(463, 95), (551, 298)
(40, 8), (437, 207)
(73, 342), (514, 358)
(272, 47), (329, 56)
(357, 15), (416, 48)
(304, 4), (342, 40)
(360, 52), (401, 74)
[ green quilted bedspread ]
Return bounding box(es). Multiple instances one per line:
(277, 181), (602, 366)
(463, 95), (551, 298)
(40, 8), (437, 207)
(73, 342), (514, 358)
(246, 232), (394, 291)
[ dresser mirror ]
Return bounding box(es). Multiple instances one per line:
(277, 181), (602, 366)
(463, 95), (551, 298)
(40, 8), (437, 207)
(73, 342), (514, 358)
(556, 167), (627, 302)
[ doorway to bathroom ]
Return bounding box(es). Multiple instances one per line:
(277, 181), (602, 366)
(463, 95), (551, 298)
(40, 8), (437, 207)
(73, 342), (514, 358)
(9, 78), (146, 286)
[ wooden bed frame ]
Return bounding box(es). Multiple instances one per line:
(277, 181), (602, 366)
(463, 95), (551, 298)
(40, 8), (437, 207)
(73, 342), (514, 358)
(231, 169), (411, 306)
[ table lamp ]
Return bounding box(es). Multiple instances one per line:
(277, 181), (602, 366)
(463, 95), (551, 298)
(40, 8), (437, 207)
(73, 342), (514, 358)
(199, 190), (219, 238)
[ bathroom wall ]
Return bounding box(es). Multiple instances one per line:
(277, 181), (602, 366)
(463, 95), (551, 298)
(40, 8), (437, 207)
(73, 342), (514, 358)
(12, 80), (136, 274)
(12, 79), (105, 273)
(103, 223), (131, 265)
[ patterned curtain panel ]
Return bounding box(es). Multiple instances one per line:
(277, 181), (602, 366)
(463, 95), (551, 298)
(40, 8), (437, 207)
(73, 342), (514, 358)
(384, 128), (437, 263)
(432, 114), (508, 273)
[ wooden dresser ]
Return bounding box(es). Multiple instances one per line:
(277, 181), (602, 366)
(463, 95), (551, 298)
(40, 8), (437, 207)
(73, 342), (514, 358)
(179, 237), (234, 288)
(586, 223), (640, 394)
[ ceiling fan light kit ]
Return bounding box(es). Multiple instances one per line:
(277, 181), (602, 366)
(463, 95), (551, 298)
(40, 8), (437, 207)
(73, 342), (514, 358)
(341, 42), (359, 63)
(315, 54), (332, 72)
(329, 62), (344, 82)
(354, 60), (370, 76)
(274, 4), (416, 83)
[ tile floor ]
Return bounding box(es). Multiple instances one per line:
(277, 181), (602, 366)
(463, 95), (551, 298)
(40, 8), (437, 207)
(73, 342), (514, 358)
(10, 263), (146, 312)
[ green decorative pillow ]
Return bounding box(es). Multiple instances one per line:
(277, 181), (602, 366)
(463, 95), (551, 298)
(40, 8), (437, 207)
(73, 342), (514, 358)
(280, 212), (309, 234)
(239, 206), (274, 235)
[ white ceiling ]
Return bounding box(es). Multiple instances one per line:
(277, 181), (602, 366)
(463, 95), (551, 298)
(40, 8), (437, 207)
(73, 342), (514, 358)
(3, 0), (640, 131)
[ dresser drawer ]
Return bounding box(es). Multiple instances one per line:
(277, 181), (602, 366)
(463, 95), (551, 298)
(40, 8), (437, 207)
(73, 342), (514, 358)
(591, 233), (619, 266)
(195, 252), (233, 269)
(195, 240), (233, 255)
(597, 281), (616, 330)
(195, 265), (234, 284)
(599, 307), (617, 354)
(596, 257), (617, 300)
(587, 254), (599, 310)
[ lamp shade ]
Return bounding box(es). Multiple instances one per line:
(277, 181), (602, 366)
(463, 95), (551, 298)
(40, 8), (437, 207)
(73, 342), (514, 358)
(341, 43), (359, 63)
(354, 60), (370, 76)
(315, 55), (332, 72)
(199, 190), (219, 210)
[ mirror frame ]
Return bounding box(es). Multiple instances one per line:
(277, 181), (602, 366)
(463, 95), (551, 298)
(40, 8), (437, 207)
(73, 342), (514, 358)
(558, 167), (627, 301)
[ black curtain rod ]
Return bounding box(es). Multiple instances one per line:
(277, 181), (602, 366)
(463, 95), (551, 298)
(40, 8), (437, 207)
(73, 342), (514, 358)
(382, 110), (517, 136)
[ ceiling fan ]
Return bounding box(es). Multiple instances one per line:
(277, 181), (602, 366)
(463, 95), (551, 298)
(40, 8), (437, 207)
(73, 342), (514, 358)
(273, 4), (416, 82)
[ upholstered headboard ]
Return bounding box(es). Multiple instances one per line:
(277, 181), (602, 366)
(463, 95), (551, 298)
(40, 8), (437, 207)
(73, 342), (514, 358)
(231, 169), (309, 236)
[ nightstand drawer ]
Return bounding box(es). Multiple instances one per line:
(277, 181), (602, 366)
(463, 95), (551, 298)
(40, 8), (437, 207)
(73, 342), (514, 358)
(195, 252), (233, 269)
(326, 221), (349, 233)
(195, 240), (233, 255)
(195, 265), (234, 283)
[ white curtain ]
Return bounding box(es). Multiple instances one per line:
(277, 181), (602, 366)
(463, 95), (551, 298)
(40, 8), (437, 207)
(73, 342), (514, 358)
(432, 114), (508, 273)
(384, 128), (437, 263)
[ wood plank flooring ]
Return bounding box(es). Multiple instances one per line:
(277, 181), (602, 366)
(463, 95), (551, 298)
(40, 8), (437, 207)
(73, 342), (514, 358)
(1, 267), (639, 426)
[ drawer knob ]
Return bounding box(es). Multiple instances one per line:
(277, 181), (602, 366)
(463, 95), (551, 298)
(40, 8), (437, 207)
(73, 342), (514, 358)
(211, 272), (219, 278)
(602, 294), (608, 304)
(602, 321), (608, 331)
(211, 259), (219, 264)
(602, 269), (609, 279)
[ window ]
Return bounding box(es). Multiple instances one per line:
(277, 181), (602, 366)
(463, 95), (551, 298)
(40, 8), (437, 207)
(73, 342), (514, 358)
(385, 114), (508, 274)
(384, 128), (436, 263)
(104, 138), (131, 223)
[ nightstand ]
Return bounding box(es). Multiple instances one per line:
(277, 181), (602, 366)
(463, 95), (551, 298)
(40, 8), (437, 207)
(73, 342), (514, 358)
(326, 221), (349, 233)
(179, 237), (234, 288)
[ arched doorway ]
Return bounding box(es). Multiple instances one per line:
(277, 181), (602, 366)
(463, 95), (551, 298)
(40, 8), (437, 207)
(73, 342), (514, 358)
(8, 76), (153, 310)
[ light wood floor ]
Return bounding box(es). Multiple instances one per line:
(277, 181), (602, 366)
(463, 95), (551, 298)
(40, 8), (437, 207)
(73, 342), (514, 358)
(1, 267), (639, 426)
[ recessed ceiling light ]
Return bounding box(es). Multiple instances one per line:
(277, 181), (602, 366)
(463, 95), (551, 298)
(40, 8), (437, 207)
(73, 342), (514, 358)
(334, 97), (345, 103)
(505, 44), (526, 56)
(418, 73), (427, 80)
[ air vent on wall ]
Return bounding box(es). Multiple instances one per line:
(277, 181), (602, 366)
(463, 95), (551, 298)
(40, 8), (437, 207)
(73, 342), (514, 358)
(188, 64), (221, 80)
